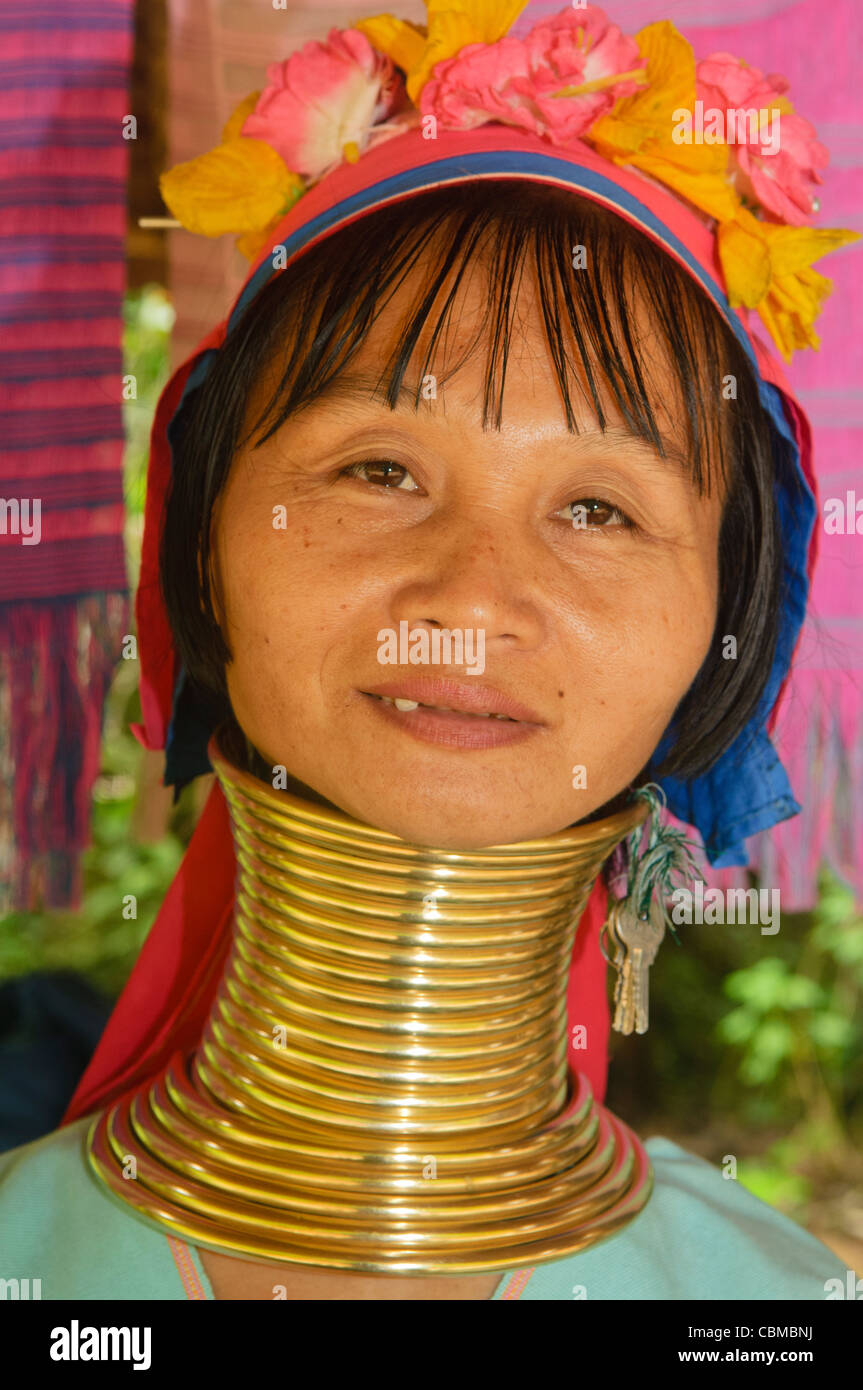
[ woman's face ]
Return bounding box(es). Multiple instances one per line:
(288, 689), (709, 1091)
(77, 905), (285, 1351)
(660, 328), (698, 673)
(211, 242), (723, 848)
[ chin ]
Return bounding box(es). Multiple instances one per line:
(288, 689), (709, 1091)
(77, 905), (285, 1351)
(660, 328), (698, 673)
(383, 820), (531, 851)
(348, 799), (586, 851)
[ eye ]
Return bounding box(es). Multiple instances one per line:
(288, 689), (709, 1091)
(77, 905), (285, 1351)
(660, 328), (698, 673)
(339, 459), (420, 491)
(560, 497), (635, 530)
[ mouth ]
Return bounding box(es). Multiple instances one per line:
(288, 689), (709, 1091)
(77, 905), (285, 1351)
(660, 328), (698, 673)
(358, 680), (544, 750)
(371, 694), (520, 721)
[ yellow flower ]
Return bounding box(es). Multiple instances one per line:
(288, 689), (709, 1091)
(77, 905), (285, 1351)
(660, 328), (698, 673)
(357, 0), (528, 103)
(717, 207), (861, 359)
(589, 21), (693, 156)
(235, 215), (286, 264)
(588, 21), (738, 224)
(221, 91), (261, 144)
(159, 137), (305, 238)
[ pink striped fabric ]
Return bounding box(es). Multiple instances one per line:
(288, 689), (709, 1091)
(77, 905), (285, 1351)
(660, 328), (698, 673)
(499, 1267), (537, 1299)
(167, 1236), (208, 1299)
(0, 0), (132, 910)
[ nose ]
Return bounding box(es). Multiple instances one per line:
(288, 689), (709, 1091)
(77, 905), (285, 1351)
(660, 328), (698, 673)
(387, 512), (546, 652)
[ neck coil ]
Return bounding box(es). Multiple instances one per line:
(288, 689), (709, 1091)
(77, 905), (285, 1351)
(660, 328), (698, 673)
(87, 733), (653, 1273)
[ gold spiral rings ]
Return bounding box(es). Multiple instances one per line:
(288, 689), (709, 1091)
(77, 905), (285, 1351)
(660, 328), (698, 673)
(87, 734), (652, 1273)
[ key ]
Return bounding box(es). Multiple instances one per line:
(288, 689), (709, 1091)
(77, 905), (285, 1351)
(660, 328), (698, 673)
(605, 899), (635, 1034)
(611, 896), (666, 1035)
(603, 901), (626, 983)
(603, 899), (627, 1017)
(635, 904), (667, 1032)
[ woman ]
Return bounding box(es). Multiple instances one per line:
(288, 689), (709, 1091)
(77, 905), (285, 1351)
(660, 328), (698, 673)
(0, 4), (857, 1300)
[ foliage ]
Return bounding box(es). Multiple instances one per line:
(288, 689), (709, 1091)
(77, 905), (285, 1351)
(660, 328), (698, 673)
(0, 672), (188, 999)
(719, 873), (863, 1119)
(717, 872), (863, 1218)
(122, 284), (175, 582)
(608, 866), (863, 1222)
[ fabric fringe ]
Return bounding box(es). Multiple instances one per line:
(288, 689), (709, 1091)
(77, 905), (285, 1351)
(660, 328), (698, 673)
(0, 593), (128, 916)
(701, 668), (863, 911)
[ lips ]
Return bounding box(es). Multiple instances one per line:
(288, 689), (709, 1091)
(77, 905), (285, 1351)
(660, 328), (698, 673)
(374, 694), (515, 721)
(360, 677), (544, 724)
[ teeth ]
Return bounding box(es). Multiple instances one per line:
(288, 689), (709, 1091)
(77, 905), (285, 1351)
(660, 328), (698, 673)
(376, 695), (515, 721)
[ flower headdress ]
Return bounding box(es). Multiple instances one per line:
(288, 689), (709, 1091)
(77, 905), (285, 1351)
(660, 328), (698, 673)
(160, 1), (857, 363)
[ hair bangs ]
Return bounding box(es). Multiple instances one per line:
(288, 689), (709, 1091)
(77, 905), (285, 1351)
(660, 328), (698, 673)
(242, 183), (736, 505)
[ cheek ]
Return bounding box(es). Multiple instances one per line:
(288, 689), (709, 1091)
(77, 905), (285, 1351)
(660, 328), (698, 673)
(630, 559), (717, 672)
(637, 586), (715, 703)
(214, 503), (359, 728)
(559, 540), (719, 743)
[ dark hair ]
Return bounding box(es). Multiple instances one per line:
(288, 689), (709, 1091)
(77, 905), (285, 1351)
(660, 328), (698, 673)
(161, 179), (783, 782)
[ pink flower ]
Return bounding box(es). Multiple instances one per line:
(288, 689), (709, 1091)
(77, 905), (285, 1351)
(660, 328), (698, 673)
(696, 52), (828, 225)
(420, 6), (644, 146)
(241, 28), (405, 181)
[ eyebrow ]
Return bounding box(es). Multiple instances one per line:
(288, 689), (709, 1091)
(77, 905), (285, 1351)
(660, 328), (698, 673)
(293, 370), (695, 476)
(298, 369), (438, 412)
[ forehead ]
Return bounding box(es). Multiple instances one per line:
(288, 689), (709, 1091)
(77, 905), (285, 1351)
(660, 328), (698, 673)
(270, 226), (693, 472)
(283, 226), (684, 442)
(239, 199), (737, 501)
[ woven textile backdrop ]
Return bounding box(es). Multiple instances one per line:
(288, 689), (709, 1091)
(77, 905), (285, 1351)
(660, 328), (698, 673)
(0, 0), (132, 913)
(164, 0), (863, 909)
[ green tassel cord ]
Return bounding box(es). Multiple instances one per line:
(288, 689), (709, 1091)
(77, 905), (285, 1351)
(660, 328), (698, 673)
(619, 784), (704, 941)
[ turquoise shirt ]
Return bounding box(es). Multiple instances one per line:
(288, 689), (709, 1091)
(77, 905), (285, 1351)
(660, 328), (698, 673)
(0, 1118), (847, 1300)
